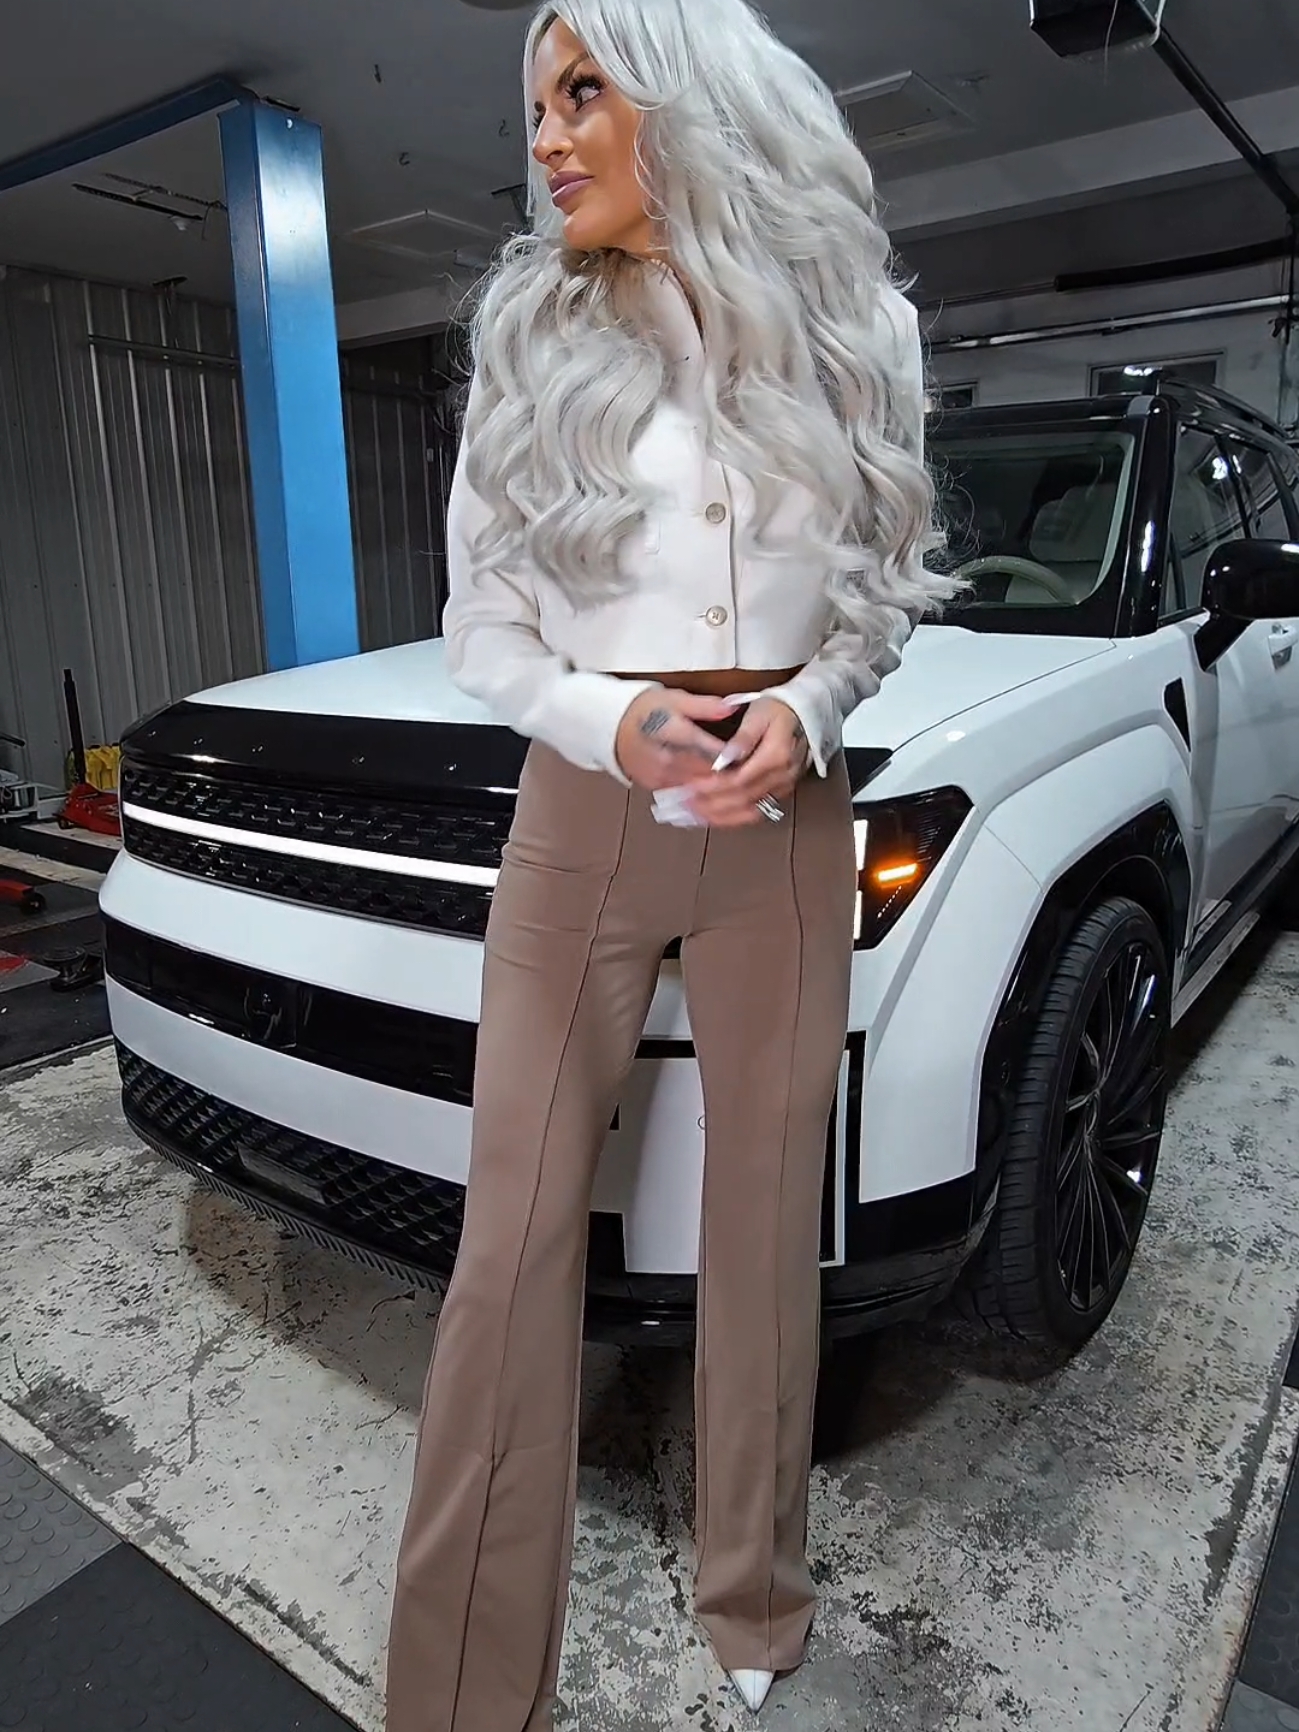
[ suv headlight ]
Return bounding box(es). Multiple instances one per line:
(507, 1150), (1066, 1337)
(852, 787), (973, 947)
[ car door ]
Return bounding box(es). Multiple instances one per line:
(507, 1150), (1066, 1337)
(1163, 427), (1287, 939)
(1236, 437), (1299, 830)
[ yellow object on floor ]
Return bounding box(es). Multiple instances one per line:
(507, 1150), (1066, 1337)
(64, 744), (120, 791)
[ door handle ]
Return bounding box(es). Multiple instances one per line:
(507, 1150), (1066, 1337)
(1269, 624), (1298, 666)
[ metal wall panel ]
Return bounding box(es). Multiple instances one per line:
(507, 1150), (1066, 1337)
(342, 352), (454, 654)
(0, 266), (262, 789)
(0, 264), (454, 791)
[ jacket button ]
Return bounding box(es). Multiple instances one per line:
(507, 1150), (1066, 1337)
(705, 605), (729, 626)
(705, 501), (728, 525)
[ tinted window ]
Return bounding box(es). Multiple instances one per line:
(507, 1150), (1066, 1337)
(1271, 443), (1299, 534)
(1226, 440), (1292, 540)
(1164, 432), (1247, 616)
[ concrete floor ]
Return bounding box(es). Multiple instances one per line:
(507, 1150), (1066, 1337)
(1, 924), (1298, 1731)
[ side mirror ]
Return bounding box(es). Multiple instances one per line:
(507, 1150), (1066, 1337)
(1203, 538), (1299, 621)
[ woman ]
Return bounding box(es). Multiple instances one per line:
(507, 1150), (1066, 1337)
(387, 1), (952, 1726)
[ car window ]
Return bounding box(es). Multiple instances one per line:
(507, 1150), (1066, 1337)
(1271, 444), (1299, 535)
(1226, 439), (1292, 540)
(932, 430), (1135, 616)
(1164, 431), (1248, 617)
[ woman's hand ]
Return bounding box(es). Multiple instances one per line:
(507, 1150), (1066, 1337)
(615, 687), (739, 791)
(683, 697), (812, 828)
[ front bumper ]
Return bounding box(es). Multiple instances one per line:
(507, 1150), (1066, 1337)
(116, 1041), (988, 1347)
(107, 701), (1003, 1341)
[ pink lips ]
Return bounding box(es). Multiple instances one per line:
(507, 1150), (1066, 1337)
(550, 175), (593, 207)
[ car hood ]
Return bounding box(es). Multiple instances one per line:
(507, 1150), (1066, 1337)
(193, 626), (1112, 750)
(842, 625), (1113, 749)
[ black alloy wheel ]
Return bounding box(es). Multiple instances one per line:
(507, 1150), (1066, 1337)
(960, 896), (1171, 1348)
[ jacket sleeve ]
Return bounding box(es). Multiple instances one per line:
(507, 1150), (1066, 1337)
(440, 384), (657, 784)
(757, 290), (927, 776)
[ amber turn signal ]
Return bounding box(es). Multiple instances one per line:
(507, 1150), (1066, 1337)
(852, 788), (972, 947)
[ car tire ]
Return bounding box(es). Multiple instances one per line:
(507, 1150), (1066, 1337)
(959, 895), (1171, 1348)
(1273, 860), (1299, 930)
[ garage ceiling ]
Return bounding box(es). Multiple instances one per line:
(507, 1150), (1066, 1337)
(0, 0), (1297, 321)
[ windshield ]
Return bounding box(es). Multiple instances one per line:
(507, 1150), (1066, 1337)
(928, 427), (1137, 627)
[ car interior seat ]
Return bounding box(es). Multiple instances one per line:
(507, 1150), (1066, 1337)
(1010, 480), (1121, 604)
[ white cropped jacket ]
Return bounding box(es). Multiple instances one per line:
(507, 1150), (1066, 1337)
(441, 267), (925, 781)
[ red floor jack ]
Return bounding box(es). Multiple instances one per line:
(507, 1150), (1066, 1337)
(0, 730), (46, 914)
(58, 669), (120, 837)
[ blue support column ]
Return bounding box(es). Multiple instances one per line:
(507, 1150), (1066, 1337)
(219, 100), (359, 669)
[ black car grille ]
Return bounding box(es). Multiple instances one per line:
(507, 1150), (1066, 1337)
(118, 1044), (468, 1278)
(117, 1044), (639, 1291)
(121, 763), (510, 936)
(122, 820), (494, 935)
(119, 1038), (843, 1306)
(122, 763), (511, 867)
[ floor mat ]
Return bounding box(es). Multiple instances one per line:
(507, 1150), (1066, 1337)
(0, 953), (57, 991)
(0, 1439), (117, 1627)
(0, 864), (106, 1068)
(0, 1545), (355, 1731)
(9, 913), (105, 962)
(0, 876), (98, 940)
(1222, 1682), (1299, 1729)
(0, 978), (108, 1068)
(0, 822), (119, 875)
(1240, 1448), (1299, 1710)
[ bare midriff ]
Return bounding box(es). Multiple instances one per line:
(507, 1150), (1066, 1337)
(612, 667), (802, 697)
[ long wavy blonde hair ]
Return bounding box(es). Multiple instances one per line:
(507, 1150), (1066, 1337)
(460, 0), (954, 659)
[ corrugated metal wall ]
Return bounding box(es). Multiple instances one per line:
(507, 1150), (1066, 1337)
(342, 352), (455, 655)
(0, 263), (456, 790)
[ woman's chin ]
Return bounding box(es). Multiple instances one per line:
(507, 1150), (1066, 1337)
(561, 215), (657, 260)
(561, 211), (608, 252)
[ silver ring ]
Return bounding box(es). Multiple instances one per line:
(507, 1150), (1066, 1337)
(756, 796), (784, 823)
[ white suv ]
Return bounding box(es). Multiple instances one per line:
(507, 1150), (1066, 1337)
(101, 382), (1299, 1351)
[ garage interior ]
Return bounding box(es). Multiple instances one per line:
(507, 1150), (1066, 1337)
(2, 0), (1299, 1728)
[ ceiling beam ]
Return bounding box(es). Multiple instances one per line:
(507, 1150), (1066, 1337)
(878, 83), (1299, 242)
(0, 78), (253, 195)
(1149, 29), (1299, 220)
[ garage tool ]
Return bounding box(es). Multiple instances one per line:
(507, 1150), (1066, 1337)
(58, 669), (120, 837)
(44, 948), (105, 993)
(1, 732), (41, 824)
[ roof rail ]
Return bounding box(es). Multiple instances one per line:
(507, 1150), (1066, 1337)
(1154, 377), (1286, 434)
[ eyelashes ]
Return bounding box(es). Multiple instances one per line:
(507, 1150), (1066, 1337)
(567, 73), (604, 109)
(533, 71), (605, 131)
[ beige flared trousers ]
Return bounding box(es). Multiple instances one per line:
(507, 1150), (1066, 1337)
(386, 740), (856, 1732)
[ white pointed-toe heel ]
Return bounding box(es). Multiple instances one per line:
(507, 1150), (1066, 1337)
(729, 1670), (775, 1714)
